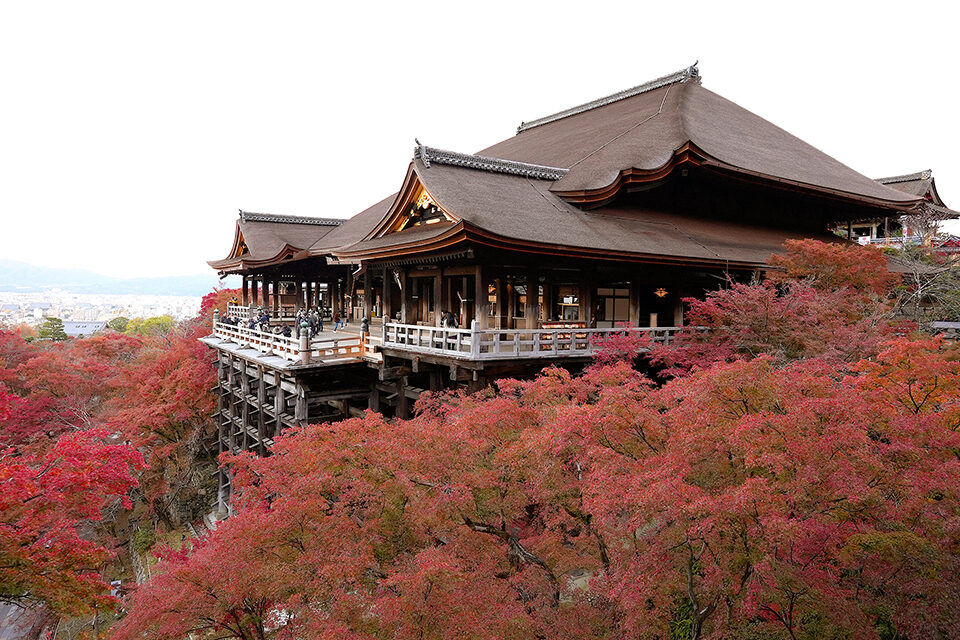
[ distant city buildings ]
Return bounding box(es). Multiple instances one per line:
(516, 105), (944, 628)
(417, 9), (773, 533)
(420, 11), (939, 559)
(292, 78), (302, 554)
(0, 290), (201, 329)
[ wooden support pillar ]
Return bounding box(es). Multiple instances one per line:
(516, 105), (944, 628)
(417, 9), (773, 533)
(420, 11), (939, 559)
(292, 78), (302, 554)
(399, 269), (409, 324)
(475, 264), (488, 329)
(240, 370), (250, 451)
(580, 274), (595, 327)
(494, 274), (507, 329)
(629, 280), (641, 327)
(506, 276), (516, 329)
(305, 281), (313, 312)
(846, 220), (852, 240)
(525, 266), (539, 329)
(274, 384), (285, 436)
(397, 376), (409, 419)
(433, 270), (443, 326)
(345, 270), (355, 321)
(363, 269), (373, 319)
(382, 268), (393, 321)
(541, 276), (553, 324)
(672, 287), (684, 327)
(257, 366), (266, 456)
(428, 369), (442, 392)
(295, 382), (308, 427)
(368, 385), (381, 412)
(226, 356), (236, 454)
(241, 276), (249, 306)
(272, 280), (280, 315)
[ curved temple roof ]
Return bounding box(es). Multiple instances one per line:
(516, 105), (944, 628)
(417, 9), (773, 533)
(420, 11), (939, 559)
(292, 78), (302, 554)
(213, 65), (949, 273)
(481, 64), (920, 205)
(209, 211), (345, 273)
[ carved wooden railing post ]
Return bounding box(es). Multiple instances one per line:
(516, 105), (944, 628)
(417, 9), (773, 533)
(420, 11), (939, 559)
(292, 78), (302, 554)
(299, 321), (310, 365)
(212, 309), (220, 335)
(470, 319), (480, 359)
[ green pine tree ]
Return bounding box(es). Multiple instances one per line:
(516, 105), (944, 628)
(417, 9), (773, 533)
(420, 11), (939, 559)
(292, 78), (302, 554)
(38, 317), (68, 341)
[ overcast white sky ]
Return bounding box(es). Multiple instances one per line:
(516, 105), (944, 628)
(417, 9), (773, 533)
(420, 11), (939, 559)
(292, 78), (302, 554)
(1, 1), (958, 278)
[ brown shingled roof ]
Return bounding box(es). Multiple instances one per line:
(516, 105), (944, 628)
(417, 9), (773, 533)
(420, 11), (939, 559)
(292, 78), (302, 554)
(335, 161), (844, 268)
(479, 66), (920, 207)
(876, 169), (958, 215)
(210, 65), (934, 273)
(208, 211), (344, 273)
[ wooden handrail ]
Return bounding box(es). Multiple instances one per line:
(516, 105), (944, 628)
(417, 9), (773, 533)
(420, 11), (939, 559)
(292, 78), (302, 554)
(212, 321), (363, 365)
(381, 322), (687, 361)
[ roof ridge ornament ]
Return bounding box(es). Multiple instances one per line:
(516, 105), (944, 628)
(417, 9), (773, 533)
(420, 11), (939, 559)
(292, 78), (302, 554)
(876, 169), (934, 184)
(238, 211), (345, 226)
(414, 138), (430, 168)
(516, 62), (701, 134)
(413, 145), (569, 181)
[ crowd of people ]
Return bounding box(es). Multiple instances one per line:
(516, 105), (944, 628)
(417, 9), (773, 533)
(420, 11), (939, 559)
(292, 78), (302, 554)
(218, 306), (347, 341)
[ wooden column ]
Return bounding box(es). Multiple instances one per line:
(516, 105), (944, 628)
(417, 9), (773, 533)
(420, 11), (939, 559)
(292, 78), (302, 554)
(541, 276), (553, 324)
(382, 269), (393, 321)
(272, 280), (280, 315)
(433, 270), (443, 326)
(363, 269), (373, 319)
(525, 267), (539, 329)
(257, 366), (266, 456)
(274, 384), (285, 436)
(241, 276), (249, 306)
(399, 269), (410, 324)
(226, 355), (236, 454)
(346, 271), (356, 321)
(305, 281), (313, 311)
(474, 264), (488, 329)
(251, 276), (259, 307)
(295, 382), (308, 427)
(397, 376), (409, 419)
(239, 369), (250, 450)
(330, 279), (339, 318)
(494, 274), (507, 329)
(580, 274), (594, 327)
(629, 280), (641, 327)
(506, 277), (516, 330)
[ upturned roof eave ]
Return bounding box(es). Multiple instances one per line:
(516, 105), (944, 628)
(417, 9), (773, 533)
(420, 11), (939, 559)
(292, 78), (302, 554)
(550, 143), (924, 211)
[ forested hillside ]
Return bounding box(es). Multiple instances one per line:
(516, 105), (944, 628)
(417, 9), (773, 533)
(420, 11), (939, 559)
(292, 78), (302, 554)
(1, 243), (958, 639)
(0, 289), (236, 636)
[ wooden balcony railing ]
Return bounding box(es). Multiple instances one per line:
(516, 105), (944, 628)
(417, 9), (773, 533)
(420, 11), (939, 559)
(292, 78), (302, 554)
(382, 321), (683, 361)
(212, 312), (364, 365)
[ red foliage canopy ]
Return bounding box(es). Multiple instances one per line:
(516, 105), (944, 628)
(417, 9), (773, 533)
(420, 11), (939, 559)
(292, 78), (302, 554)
(115, 337), (960, 639)
(0, 427), (145, 615)
(654, 240), (906, 375)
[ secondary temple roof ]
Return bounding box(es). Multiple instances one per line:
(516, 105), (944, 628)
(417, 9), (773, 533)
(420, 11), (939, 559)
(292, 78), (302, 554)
(211, 65), (946, 274)
(208, 210), (344, 271)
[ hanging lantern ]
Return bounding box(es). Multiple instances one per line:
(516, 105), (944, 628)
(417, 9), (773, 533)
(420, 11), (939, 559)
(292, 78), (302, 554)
(654, 287), (668, 298)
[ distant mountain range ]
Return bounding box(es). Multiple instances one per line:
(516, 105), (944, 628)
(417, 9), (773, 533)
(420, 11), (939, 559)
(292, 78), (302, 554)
(0, 260), (238, 296)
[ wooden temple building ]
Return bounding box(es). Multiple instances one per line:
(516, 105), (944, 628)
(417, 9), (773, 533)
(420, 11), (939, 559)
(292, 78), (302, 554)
(201, 64), (943, 507)
(845, 169), (959, 244)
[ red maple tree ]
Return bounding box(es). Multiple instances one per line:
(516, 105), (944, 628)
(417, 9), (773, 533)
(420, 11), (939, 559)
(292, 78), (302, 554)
(0, 423), (145, 615)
